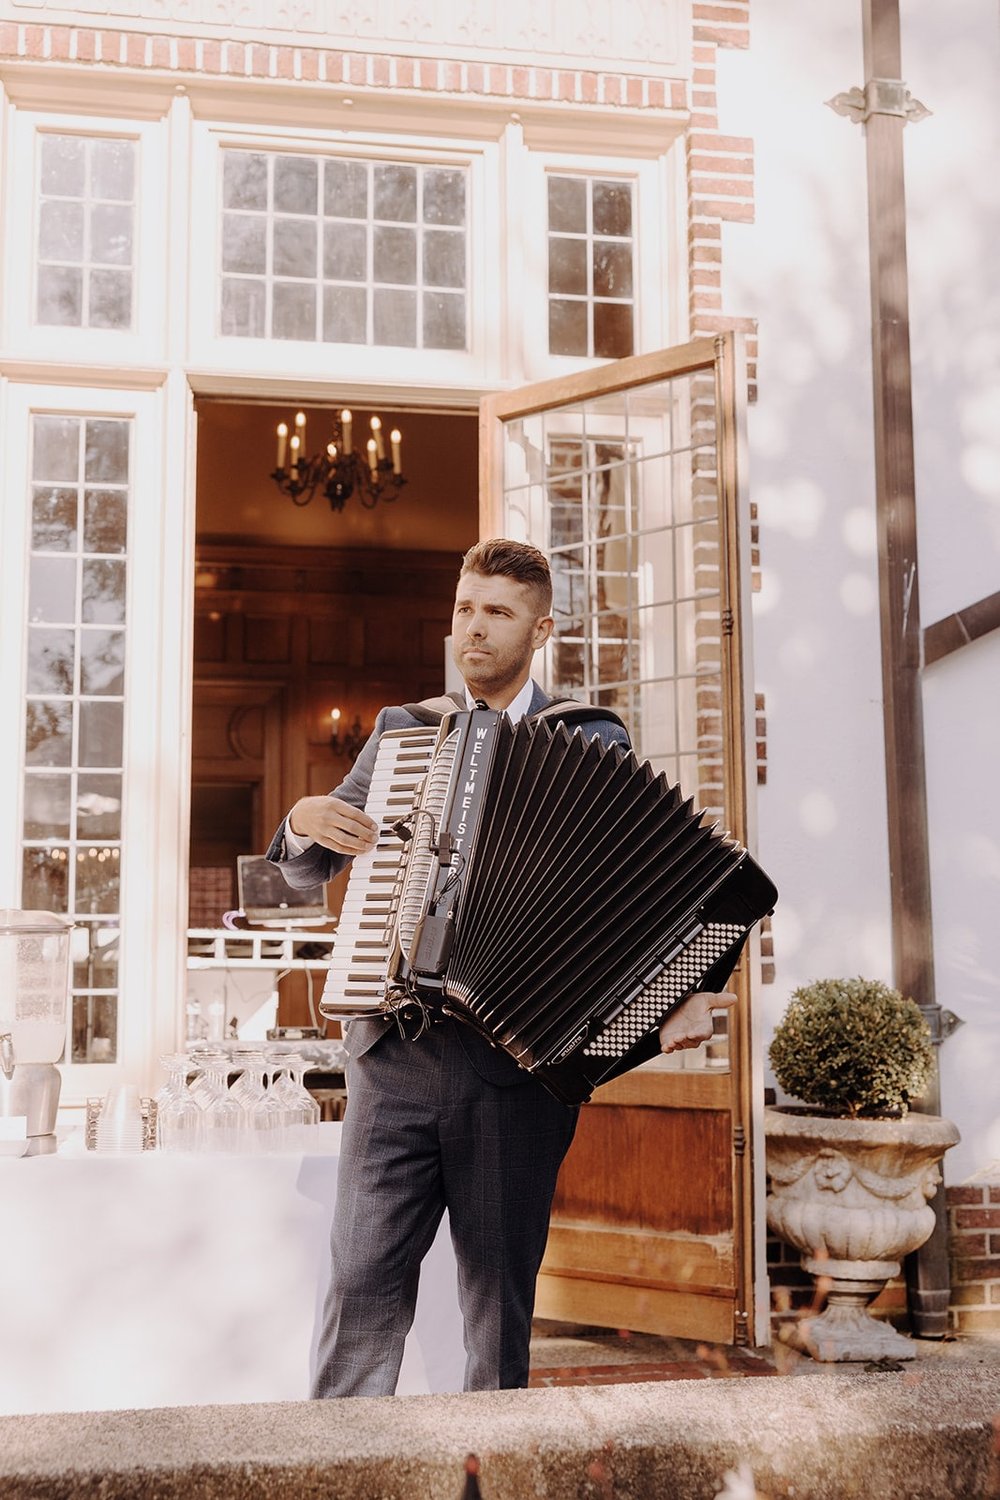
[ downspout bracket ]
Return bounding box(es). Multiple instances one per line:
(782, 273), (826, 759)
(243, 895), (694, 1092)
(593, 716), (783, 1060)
(826, 79), (931, 125)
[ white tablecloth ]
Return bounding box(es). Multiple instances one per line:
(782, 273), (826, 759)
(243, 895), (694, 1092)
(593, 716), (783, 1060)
(0, 1123), (466, 1414)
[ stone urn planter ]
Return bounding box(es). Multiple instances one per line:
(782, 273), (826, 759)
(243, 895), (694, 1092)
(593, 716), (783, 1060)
(765, 1105), (960, 1361)
(765, 977), (960, 1362)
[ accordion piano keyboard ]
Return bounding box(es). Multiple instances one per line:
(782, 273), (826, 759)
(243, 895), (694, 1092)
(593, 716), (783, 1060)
(321, 727), (439, 1013)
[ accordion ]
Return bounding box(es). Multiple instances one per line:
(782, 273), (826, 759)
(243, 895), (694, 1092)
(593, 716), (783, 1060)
(321, 708), (777, 1104)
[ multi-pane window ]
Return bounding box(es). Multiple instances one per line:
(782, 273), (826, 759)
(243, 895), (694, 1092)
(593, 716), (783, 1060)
(21, 415), (130, 1065)
(35, 135), (136, 330)
(220, 151), (468, 350)
(547, 175), (635, 360)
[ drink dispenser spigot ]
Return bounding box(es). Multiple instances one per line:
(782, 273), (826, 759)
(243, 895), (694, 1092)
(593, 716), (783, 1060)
(0, 910), (73, 1156)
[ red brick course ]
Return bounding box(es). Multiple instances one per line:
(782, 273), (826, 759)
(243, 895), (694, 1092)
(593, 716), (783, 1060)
(955, 1208), (1000, 1230)
(0, 22), (702, 119)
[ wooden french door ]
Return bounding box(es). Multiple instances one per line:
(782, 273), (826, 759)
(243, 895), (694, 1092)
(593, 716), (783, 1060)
(480, 335), (765, 1346)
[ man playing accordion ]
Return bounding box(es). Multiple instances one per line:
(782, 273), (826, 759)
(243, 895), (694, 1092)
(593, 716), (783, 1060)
(268, 537), (736, 1397)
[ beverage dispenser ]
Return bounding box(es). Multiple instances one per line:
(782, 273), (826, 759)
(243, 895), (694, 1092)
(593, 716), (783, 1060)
(0, 910), (72, 1155)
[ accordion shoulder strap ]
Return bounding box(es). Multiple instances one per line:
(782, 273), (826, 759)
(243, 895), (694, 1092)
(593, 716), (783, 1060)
(531, 699), (628, 732)
(401, 692), (467, 725)
(402, 692), (627, 733)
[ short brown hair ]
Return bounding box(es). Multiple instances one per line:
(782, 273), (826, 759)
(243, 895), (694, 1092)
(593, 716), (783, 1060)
(459, 538), (553, 615)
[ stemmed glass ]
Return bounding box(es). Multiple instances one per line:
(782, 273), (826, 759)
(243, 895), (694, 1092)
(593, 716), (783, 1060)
(268, 1052), (320, 1149)
(157, 1055), (203, 1153)
(229, 1047), (269, 1152)
(251, 1054), (297, 1152)
(155, 1052), (185, 1116)
(195, 1050), (243, 1154)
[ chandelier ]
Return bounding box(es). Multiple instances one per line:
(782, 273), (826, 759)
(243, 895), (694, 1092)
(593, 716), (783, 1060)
(271, 408), (405, 512)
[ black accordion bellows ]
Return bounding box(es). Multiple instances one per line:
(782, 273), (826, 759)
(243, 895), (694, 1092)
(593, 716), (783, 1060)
(424, 713), (776, 1101)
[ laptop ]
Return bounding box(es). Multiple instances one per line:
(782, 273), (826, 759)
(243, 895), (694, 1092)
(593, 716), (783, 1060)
(236, 855), (329, 927)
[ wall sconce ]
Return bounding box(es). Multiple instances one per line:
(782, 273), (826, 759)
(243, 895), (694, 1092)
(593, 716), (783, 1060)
(330, 708), (366, 760)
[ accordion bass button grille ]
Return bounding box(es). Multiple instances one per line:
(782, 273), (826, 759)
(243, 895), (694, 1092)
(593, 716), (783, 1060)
(582, 922), (745, 1058)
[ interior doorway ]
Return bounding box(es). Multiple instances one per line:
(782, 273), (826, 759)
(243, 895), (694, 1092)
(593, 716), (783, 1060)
(188, 395), (479, 1028)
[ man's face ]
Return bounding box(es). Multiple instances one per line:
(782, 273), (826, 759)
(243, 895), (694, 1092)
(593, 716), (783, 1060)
(451, 571), (553, 700)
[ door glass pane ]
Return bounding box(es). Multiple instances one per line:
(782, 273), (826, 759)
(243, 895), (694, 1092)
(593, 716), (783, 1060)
(76, 773), (123, 839)
(29, 556), (77, 624)
(80, 630), (126, 694)
(27, 628), (75, 694)
(81, 559), (126, 624)
(24, 774), (72, 840)
(498, 362), (735, 1069)
(25, 701), (73, 767)
(20, 412), (131, 1065)
(32, 487), (79, 551)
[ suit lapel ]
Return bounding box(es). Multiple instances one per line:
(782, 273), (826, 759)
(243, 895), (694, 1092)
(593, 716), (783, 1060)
(527, 682), (551, 717)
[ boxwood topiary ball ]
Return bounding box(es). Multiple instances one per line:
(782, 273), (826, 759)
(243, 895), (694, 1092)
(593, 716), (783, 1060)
(768, 977), (934, 1118)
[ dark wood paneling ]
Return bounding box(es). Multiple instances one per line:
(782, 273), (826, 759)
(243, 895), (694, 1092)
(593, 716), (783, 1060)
(421, 616), (451, 669)
(308, 617), (351, 665)
(193, 613), (226, 662)
(245, 615), (292, 663)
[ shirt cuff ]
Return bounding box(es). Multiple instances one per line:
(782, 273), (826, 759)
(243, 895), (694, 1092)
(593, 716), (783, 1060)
(282, 822), (315, 857)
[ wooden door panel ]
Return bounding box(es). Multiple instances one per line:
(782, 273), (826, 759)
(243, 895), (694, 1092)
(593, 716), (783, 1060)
(542, 1225), (735, 1296)
(534, 1277), (736, 1344)
(551, 1105), (732, 1235)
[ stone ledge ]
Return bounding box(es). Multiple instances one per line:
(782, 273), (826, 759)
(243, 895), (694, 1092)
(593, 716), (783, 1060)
(1, 1363), (999, 1499)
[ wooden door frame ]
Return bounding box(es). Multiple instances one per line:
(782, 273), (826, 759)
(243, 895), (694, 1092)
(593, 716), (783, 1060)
(480, 335), (768, 1344)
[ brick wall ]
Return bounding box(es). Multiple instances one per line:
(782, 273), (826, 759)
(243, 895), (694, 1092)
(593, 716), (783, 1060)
(0, 18), (688, 109)
(685, 0), (758, 397)
(768, 1183), (1000, 1338)
(948, 1182), (1000, 1333)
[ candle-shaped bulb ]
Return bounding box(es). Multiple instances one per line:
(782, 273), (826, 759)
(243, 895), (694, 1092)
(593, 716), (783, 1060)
(340, 409), (352, 454)
(370, 414), (385, 460)
(327, 442), (337, 461)
(295, 410), (306, 454)
(390, 428), (402, 475)
(331, 707), (341, 723)
(366, 437), (378, 474)
(289, 433), (300, 474)
(276, 422), (288, 469)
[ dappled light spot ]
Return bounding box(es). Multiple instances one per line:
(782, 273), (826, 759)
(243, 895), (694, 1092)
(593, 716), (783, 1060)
(839, 571), (877, 615)
(798, 790), (837, 837)
(755, 478), (825, 540)
(841, 506), (877, 556)
(960, 442), (1000, 500)
(777, 631), (819, 674)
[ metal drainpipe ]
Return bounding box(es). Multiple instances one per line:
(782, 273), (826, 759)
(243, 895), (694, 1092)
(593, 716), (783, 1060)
(827, 0), (956, 1337)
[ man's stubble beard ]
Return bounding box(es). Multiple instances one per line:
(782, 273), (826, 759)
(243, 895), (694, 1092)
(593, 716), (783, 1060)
(454, 630), (537, 699)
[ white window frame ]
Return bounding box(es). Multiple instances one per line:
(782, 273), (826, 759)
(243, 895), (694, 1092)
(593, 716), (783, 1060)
(519, 141), (686, 383)
(188, 121), (501, 391)
(2, 107), (169, 367)
(0, 379), (187, 1108)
